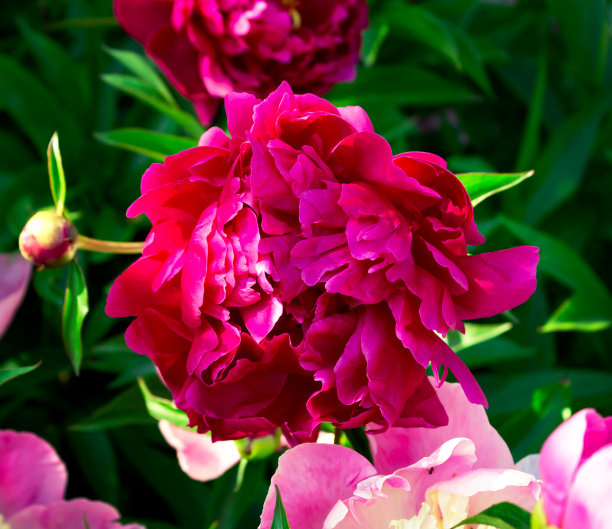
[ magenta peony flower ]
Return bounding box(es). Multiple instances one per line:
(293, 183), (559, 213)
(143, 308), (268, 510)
(0, 253), (31, 339)
(114, 0), (368, 123)
(107, 83), (538, 442)
(258, 381), (540, 529)
(106, 125), (319, 443)
(0, 430), (143, 529)
(239, 82), (538, 421)
(538, 408), (612, 528)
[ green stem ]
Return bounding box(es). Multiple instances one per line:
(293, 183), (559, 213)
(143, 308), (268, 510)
(77, 235), (143, 254)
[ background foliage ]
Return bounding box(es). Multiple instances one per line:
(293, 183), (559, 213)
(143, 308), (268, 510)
(1, 0), (611, 527)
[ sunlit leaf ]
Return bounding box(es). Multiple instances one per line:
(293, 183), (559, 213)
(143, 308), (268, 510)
(47, 133), (66, 214)
(271, 486), (291, 529)
(138, 378), (190, 428)
(452, 502), (530, 529)
(62, 260), (89, 374)
(457, 171), (533, 206)
(0, 361), (41, 386)
(95, 129), (197, 161)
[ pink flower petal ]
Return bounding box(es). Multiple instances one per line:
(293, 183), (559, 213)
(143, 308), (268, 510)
(0, 430), (67, 517)
(159, 420), (240, 481)
(7, 499), (144, 529)
(0, 253), (31, 339)
(258, 444), (377, 529)
(369, 380), (513, 475)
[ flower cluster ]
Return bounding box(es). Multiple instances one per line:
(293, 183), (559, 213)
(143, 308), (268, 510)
(106, 82), (538, 443)
(114, 0), (368, 123)
(0, 430), (142, 529)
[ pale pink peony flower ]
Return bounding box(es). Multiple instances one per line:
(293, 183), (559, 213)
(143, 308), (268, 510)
(113, 0), (368, 123)
(0, 253), (31, 339)
(0, 430), (143, 529)
(539, 408), (612, 528)
(258, 381), (539, 529)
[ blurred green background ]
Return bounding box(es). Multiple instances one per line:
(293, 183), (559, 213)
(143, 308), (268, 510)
(1, 0), (611, 527)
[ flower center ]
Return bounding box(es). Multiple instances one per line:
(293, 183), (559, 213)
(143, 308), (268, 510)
(281, 0), (301, 28)
(0, 514), (10, 529)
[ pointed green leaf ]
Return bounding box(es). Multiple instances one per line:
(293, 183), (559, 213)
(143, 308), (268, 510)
(343, 427), (373, 463)
(0, 361), (41, 386)
(104, 46), (176, 106)
(272, 486), (291, 529)
(62, 260), (89, 374)
(95, 129), (197, 161)
(457, 171), (533, 206)
(101, 74), (202, 137)
(137, 378), (190, 428)
(452, 502), (530, 529)
(501, 217), (612, 332)
(447, 322), (513, 353)
(47, 133), (66, 214)
(71, 385), (153, 432)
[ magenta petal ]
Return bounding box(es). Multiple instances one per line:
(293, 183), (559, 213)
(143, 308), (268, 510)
(454, 246), (539, 320)
(0, 430), (67, 517)
(0, 253), (31, 339)
(7, 499), (144, 529)
(369, 380), (513, 474)
(113, 0), (173, 43)
(258, 444), (377, 529)
(563, 444), (612, 528)
(159, 420), (240, 481)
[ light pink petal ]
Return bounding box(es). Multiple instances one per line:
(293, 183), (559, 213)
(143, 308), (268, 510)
(7, 499), (144, 529)
(0, 253), (31, 339)
(258, 444), (377, 529)
(393, 438), (477, 514)
(430, 468), (540, 515)
(563, 444), (612, 528)
(515, 454), (540, 479)
(369, 380), (513, 475)
(0, 430), (67, 517)
(539, 408), (609, 527)
(159, 420), (240, 481)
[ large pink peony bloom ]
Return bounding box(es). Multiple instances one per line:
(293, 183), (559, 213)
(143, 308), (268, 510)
(258, 381), (540, 529)
(0, 430), (143, 529)
(108, 83), (539, 441)
(538, 408), (612, 528)
(114, 0), (368, 123)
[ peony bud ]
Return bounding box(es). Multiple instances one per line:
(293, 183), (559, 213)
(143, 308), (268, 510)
(235, 430), (282, 461)
(19, 210), (78, 268)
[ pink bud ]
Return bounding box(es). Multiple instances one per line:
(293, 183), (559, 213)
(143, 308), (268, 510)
(19, 211), (78, 268)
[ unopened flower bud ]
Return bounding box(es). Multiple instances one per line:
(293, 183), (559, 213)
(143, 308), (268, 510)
(19, 210), (78, 268)
(234, 429), (281, 461)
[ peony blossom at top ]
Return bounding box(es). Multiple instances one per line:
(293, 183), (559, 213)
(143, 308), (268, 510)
(258, 380), (540, 529)
(114, 0), (368, 123)
(107, 82), (538, 442)
(538, 408), (612, 528)
(0, 430), (144, 529)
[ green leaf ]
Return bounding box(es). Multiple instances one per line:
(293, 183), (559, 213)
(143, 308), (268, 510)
(0, 361), (41, 386)
(501, 217), (612, 332)
(452, 502), (530, 529)
(343, 428), (373, 463)
(137, 378), (190, 428)
(47, 133), (66, 215)
(328, 65), (478, 107)
(101, 74), (202, 137)
(458, 338), (535, 369)
(385, 4), (461, 70)
(62, 260), (89, 375)
(104, 46), (176, 106)
(448, 23), (494, 96)
(95, 129), (197, 161)
(272, 486), (291, 529)
(447, 322), (513, 353)
(457, 171), (533, 206)
(71, 385), (153, 432)
(361, 18), (389, 68)
(525, 97), (611, 225)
